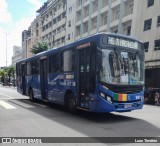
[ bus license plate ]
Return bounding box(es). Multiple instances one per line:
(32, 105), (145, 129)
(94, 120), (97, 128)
(124, 104), (132, 108)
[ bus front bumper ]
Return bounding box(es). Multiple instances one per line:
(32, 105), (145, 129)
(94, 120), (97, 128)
(89, 96), (144, 113)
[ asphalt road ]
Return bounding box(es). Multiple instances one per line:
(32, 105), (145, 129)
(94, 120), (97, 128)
(0, 85), (160, 145)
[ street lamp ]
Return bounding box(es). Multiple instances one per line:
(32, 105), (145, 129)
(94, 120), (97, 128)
(4, 32), (9, 66)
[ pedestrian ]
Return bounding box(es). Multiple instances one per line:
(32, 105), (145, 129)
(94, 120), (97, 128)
(154, 92), (160, 106)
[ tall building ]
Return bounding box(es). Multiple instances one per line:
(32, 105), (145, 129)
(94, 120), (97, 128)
(133, 0), (160, 87)
(37, 0), (67, 48)
(21, 0), (160, 87)
(22, 29), (31, 59)
(75, 0), (133, 39)
(74, 0), (160, 87)
(65, 0), (76, 44)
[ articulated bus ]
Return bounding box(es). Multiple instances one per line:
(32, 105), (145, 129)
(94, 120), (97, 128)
(16, 33), (145, 113)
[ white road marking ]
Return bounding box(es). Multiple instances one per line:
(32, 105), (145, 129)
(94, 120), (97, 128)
(0, 100), (16, 109)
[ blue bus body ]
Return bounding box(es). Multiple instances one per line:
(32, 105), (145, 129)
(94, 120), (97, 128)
(16, 33), (144, 113)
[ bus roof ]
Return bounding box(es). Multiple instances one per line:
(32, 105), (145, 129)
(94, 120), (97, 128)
(17, 32), (142, 64)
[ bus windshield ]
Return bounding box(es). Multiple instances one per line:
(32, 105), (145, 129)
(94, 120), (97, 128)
(99, 48), (144, 85)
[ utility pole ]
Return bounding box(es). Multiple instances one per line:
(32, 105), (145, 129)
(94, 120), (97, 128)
(5, 32), (9, 66)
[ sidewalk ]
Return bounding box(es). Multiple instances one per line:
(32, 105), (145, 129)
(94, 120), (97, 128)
(0, 84), (16, 89)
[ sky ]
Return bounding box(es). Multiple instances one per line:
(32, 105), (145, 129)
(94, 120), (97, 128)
(0, 0), (47, 67)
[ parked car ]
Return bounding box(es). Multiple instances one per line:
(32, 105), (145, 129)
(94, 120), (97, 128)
(144, 88), (160, 105)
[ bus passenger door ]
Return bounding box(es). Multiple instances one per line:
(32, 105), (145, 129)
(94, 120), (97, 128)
(77, 43), (96, 109)
(40, 58), (48, 100)
(21, 64), (26, 95)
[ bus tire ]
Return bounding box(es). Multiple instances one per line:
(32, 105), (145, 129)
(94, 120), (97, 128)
(67, 94), (77, 113)
(29, 88), (34, 102)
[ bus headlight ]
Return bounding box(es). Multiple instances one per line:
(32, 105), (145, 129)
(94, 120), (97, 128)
(100, 92), (105, 98)
(106, 96), (112, 103)
(99, 92), (112, 103)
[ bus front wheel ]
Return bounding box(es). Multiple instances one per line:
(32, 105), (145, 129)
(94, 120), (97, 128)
(29, 89), (34, 102)
(67, 94), (77, 113)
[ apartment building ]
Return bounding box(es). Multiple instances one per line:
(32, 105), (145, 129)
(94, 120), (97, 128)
(74, 0), (160, 87)
(20, 0), (160, 87)
(75, 0), (133, 39)
(133, 0), (160, 87)
(21, 28), (31, 59)
(38, 0), (67, 48)
(65, 0), (76, 44)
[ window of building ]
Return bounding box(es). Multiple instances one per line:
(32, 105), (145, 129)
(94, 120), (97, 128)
(144, 42), (149, 52)
(42, 26), (45, 31)
(155, 39), (160, 50)
(69, 7), (72, 14)
(68, 34), (71, 40)
(143, 19), (152, 31)
(62, 12), (66, 19)
(129, 4), (133, 14)
(115, 10), (119, 20)
(157, 16), (160, 27)
(61, 37), (65, 43)
(36, 23), (39, 27)
(83, 23), (88, 33)
(127, 26), (131, 36)
(46, 24), (48, 29)
(147, 0), (154, 7)
(63, 50), (75, 72)
(68, 20), (71, 27)
(76, 26), (80, 36)
(57, 15), (61, 21)
(103, 15), (107, 25)
(50, 11), (52, 16)
(114, 30), (118, 33)
(92, 17), (97, 29)
(36, 30), (39, 36)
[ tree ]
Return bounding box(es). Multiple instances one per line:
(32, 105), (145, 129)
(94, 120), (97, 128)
(6, 66), (16, 86)
(0, 69), (6, 84)
(31, 42), (49, 55)
(0, 65), (15, 86)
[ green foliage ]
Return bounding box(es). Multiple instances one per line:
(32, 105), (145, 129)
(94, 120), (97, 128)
(31, 42), (49, 55)
(0, 65), (15, 84)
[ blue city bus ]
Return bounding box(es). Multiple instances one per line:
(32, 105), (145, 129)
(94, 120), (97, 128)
(16, 33), (145, 113)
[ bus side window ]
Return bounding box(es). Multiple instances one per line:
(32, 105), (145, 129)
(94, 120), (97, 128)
(32, 60), (39, 75)
(27, 62), (32, 75)
(63, 50), (75, 72)
(49, 53), (62, 73)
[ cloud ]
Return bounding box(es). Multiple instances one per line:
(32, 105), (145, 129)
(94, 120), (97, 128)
(0, 0), (12, 23)
(0, 0), (45, 66)
(27, 0), (44, 9)
(0, 16), (35, 67)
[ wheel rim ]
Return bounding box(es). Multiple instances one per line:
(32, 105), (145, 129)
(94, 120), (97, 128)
(68, 95), (76, 112)
(69, 98), (75, 109)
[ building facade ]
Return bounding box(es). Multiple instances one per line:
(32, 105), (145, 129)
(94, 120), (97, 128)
(38, 0), (67, 48)
(74, 0), (160, 87)
(12, 46), (23, 65)
(20, 0), (160, 87)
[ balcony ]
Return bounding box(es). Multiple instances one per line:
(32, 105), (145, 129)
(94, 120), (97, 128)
(54, 30), (66, 40)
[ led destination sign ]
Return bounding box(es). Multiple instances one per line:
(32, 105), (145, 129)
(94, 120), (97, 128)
(108, 36), (138, 49)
